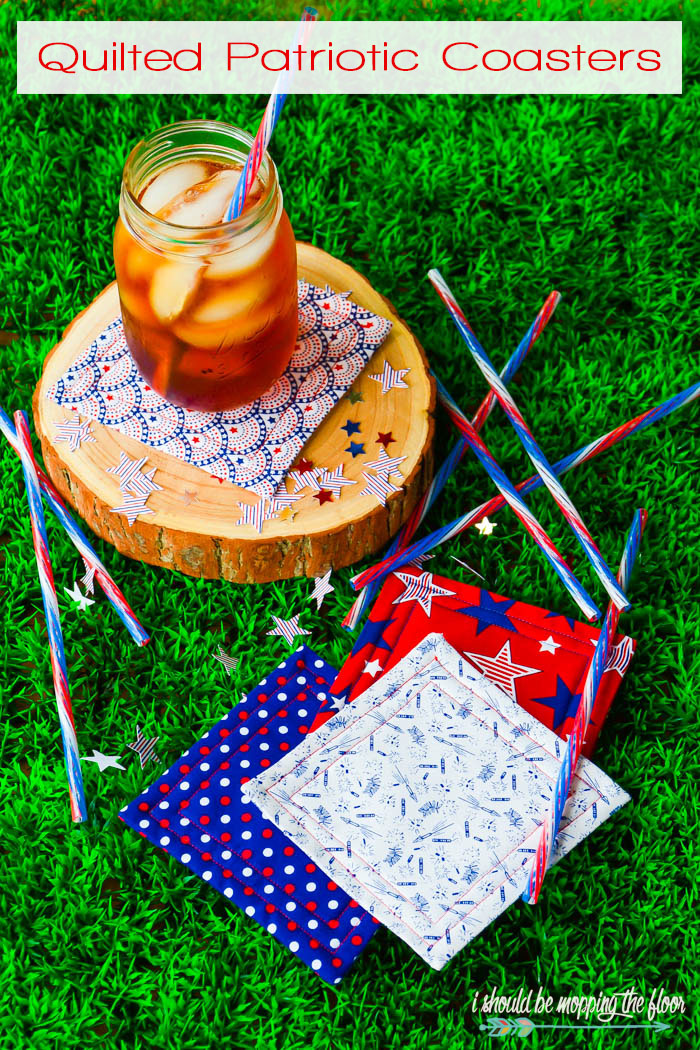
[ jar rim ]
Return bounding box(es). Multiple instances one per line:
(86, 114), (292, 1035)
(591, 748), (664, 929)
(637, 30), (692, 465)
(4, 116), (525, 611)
(121, 119), (279, 244)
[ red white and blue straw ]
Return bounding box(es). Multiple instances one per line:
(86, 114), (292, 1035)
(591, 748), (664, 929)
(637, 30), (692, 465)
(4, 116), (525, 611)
(352, 381), (699, 592)
(523, 507), (648, 904)
(428, 268), (629, 613)
(14, 411), (87, 824)
(435, 379), (600, 621)
(343, 291), (562, 630)
(0, 406), (149, 647)
(224, 8), (318, 222)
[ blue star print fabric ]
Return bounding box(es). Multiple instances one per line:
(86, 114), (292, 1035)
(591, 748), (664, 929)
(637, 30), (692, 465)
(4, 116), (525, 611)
(120, 646), (377, 983)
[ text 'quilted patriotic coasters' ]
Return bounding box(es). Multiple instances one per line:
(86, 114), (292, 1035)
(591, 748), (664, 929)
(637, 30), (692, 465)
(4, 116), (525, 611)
(47, 282), (391, 499)
(318, 570), (635, 755)
(248, 635), (630, 971)
(119, 645), (377, 984)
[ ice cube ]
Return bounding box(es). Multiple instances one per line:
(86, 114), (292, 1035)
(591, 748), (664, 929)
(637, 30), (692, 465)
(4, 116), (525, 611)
(192, 281), (262, 324)
(140, 162), (208, 217)
(206, 221), (277, 279)
(160, 169), (241, 228)
(149, 261), (201, 323)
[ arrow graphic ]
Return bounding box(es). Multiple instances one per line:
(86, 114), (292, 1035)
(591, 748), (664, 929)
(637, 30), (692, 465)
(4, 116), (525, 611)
(480, 1016), (672, 1037)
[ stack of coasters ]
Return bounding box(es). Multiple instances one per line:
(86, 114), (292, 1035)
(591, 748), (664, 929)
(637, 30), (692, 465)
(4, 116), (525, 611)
(314, 570), (635, 753)
(120, 646), (377, 983)
(247, 635), (630, 971)
(47, 282), (392, 499)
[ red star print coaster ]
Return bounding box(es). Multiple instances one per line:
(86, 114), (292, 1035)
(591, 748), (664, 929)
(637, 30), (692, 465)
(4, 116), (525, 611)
(313, 571), (635, 757)
(120, 646), (377, 984)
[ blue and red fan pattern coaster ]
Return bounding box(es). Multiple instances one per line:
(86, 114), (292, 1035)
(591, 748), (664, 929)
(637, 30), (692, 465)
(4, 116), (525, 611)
(313, 570), (635, 755)
(120, 646), (378, 983)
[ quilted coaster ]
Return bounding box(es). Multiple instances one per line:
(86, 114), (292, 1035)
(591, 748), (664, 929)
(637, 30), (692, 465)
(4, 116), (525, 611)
(248, 635), (630, 971)
(314, 570), (635, 755)
(119, 645), (377, 983)
(47, 282), (391, 499)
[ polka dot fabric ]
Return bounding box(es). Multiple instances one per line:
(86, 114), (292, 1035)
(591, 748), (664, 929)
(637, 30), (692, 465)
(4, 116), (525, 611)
(120, 645), (377, 983)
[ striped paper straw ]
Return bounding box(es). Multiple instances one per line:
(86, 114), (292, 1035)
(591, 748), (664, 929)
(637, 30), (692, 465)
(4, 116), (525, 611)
(0, 406), (149, 647)
(352, 380), (699, 591)
(524, 508), (648, 904)
(14, 411), (87, 824)
(429, 268), (629, 612)
(343, 291), (562, 630)
(434, 380), (600, 620)
(224, 8), (318, 222)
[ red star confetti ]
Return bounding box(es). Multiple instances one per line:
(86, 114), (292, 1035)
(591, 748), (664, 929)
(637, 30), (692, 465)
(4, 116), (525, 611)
(267, 614), (311, 646)
(369, 360), (410, 394)
(314, 489), (334, 506)
(376, 432), (395, 449)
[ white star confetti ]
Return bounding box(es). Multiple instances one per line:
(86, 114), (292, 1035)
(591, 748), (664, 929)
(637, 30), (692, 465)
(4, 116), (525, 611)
(213, 645), (239, 676)
(539, 635), (562, 655)
(81, 749), (125, 772)
(64, 580), (95, 611)
(310, 569), (334, 610)
(475, 516), (497, 536)
(392, 571), (456, 617)
(107, 452), (162, 498)
(267, 614), (311, 646)
(360, 471), (402, 507)
(110, 495), (154, 527)
(54, 417), (95, 452)
(369, 360), (410, 394)
(364, 447), (407, 479)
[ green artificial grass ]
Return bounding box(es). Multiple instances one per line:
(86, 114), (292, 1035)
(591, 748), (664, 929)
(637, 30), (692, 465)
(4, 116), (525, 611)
(1, 0), (699, 1047)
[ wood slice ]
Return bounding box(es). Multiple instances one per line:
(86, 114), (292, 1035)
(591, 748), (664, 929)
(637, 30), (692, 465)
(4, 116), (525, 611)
(33, 241), (435, 584)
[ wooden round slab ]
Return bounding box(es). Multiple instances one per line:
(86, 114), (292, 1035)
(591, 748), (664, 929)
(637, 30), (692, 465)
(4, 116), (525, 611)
(34, 242), (435, 584)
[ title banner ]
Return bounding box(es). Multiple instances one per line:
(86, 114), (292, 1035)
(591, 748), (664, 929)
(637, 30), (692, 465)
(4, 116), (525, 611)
(17, 20), (682, 95)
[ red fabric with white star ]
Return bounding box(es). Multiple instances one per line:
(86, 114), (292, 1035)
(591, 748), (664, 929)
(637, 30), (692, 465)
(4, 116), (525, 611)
(312, 570), (635, 757)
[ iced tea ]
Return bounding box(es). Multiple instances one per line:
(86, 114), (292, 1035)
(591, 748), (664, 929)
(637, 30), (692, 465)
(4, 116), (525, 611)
(114, 122), (298, 412)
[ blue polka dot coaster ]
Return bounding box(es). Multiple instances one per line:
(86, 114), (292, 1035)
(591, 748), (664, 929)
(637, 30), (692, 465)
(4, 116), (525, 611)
(120, 645), (378, 983)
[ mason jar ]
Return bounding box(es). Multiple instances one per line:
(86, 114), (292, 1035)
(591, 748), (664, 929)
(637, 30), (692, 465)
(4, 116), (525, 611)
(113, 120), (298, 412)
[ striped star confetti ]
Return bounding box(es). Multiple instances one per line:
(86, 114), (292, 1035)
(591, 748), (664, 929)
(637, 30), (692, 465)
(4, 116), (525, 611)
(213, 645), (239, 677)
(360, 472), (401, 507)
(369, 360), (410, 394)
(605, 636), (635, 676)
(316, 465), (356, 499)
(126, 724), (160, 769)
(54, 416), (95, 452)
(267, 614), (311, 646)
(364, 447), (407, 479)
(80, 560), (96, 595)
(235, 499), (278, 534)
(107, 452), (162, 498)
(270, 491), (303, 514)
(110, 495), (155, 527)
(392, 571), (456, 616)
(310, 569), (334, 610)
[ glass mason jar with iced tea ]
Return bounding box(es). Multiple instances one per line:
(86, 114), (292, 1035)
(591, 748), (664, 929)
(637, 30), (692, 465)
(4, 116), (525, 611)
(114, 120), (298, 412)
